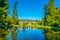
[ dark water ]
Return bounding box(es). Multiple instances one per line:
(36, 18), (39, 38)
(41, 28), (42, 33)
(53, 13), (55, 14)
(8, 29), (44, 40)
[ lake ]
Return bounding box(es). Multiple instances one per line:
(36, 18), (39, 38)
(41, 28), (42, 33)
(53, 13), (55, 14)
(8, 28), (44, 40)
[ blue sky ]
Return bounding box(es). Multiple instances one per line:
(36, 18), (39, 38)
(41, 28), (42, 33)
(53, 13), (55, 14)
(8, 0), (60, 20)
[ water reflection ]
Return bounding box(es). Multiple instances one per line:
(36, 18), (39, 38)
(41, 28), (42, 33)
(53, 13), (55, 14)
(0, 28), (44, 40)
(17, 29), (44, 40)
(0, 29), (8, 40)
(11, 27), (19, 40)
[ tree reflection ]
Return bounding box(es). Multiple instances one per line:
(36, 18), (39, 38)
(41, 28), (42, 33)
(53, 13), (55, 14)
(22, 22), (26, 32)
(0, 29), (8, 40)
(11, 25), (19, 40)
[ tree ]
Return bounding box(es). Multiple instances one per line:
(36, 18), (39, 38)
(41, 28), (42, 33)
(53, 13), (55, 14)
(0, 0), (8, 29)
(43, 4), (48, 26)
(12, 0), (18, 25)
(11, 0), (19, 40)
(46, 0), (54, 26)
(0, 0), (9, 40)
(43, 0), (60, 27)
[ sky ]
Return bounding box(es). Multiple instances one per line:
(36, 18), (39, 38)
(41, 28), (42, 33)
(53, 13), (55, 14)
(8, 0), (60, 20)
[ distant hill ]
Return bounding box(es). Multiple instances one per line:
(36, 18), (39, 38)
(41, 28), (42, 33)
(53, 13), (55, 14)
(20, 19), (41, 22)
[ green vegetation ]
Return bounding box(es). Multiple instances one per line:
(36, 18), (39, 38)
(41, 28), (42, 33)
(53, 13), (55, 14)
(43, 0), (60, 27)
(0, 0), (8, 29)
(0, 0), (19, 40)
(0, 0), (60, 40)
(43, 0), (60, 40)
(0, 0), (9, 40)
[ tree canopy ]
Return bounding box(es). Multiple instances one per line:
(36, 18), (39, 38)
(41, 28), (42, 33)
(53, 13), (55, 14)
(43, 0), (60, 27)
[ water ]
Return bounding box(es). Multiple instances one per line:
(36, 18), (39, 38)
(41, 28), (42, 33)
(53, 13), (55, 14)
(8, 28), (44, 40)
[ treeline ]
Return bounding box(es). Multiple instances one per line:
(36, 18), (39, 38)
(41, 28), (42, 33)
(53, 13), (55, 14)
(0, 0), (60, 29)
(43, 0), (60, 27)
(0, 0), (19, 29)
(43, 0), (60, 40)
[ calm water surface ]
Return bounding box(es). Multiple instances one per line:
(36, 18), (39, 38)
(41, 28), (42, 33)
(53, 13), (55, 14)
(8, 28), (44, 40)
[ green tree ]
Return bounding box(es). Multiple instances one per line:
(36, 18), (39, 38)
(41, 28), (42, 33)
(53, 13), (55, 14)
(12, 0), (18, 25)
(0, 0), (9, 40)
(43, 0), (60, 27)
(45, 0), (54, 26)
(0, 0), (8, 29)
(43, 4), (48, 26)
(11, 0), (19, 40)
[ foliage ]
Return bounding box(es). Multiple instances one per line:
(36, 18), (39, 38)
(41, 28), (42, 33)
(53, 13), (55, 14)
(45, 30), (60, 40)
(43, 0), (60, 27)
(43, 0), (60, 40)
(12, 0), (19, 25)
(0, 0), (9, 29)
